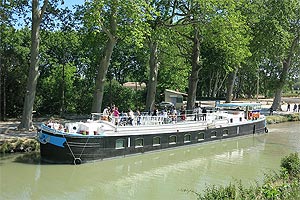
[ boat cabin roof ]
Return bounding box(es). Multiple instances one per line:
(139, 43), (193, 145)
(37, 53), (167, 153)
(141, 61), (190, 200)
(216, 102), (261, 111)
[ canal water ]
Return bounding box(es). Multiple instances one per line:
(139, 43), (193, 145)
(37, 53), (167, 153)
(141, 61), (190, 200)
(1, 122), (300, 200)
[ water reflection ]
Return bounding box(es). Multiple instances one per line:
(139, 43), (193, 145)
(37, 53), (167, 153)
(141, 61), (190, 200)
(1, 122), (299, 200)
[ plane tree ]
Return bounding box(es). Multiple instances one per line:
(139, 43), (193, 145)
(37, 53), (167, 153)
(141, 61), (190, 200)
(168, 0), (251, 108)
(251, 0), (300, 110)
(83, 0), (152, 113)
(18, 0), (49, 130)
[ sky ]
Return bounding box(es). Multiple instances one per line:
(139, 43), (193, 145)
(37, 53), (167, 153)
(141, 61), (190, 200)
(13, 0), (86, 28)
(61, 0), (85, 9)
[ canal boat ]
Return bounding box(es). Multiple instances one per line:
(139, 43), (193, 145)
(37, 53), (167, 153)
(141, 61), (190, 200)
(37, 103), (268, 164)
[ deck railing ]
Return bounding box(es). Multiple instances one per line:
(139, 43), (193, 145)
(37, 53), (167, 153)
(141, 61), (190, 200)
(91, 109), (228, 126)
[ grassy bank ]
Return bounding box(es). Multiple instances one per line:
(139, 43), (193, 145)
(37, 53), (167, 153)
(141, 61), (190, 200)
(0, 138), (39, 153)
(266, 113), (300, 124)
(187, 153), (300, 200)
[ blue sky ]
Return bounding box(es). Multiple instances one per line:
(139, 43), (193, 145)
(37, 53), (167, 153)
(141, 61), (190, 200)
(13, 1), (86, 28)
(61, 0), (85, 9)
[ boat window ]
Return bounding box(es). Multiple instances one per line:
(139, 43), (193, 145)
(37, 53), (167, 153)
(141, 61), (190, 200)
(223, 129), (229, 136)
(198, 132), (205, 141)
(153, 136), (161, 146)
(184, 134), (191, 143)
(211, 131), (217, 138)
(230, 118), (233, 123)
(135, 138), (144, 148)
(115, 139), (125, 149)
(169, 135), (177, 144)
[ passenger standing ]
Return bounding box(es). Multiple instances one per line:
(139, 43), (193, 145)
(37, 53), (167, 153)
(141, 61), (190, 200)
(298, 104), (300, 112)
(128, 109), (134, 125)
(180, 106), (186, 120)
(102, 106), (110, 121)
(136, 109), (141, 125)
(193, 104), (201, 121)
(152, 107), (158, 116)
(287, 103), (290, 111)
(170, 106), (177, 123)
(202, 107), (207, 121)
(293, 104), (297, 112)
(113, 107), (120, 125)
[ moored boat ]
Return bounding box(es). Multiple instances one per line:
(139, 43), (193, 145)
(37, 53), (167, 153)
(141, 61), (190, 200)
(37, 103), (268, 164)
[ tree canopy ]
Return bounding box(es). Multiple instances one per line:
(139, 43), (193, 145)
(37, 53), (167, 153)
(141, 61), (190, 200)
(0, 0), (299, 123)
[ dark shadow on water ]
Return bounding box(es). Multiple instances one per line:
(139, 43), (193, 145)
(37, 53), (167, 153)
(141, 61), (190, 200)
(13, 152), (73, 165)
(13, 152), (42, 165)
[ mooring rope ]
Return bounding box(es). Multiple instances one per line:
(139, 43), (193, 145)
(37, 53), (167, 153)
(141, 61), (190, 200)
(78, 135), (91, 159)
(62, 133), (76, 161)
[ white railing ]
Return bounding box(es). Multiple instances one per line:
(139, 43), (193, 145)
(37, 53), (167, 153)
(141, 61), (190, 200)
(91, 109), (227, 126)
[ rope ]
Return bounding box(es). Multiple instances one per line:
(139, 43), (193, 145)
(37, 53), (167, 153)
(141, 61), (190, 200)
(62, 133), (77, 162)
(79, 135), (91, 159)
(62, 133), (90, 165)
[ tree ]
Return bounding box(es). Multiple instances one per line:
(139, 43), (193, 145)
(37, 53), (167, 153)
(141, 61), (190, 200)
(84, 0), (151, 113)
(19, 0), (48, 130)
(171, 0), (251, 108)
(252, 0), (300, 110)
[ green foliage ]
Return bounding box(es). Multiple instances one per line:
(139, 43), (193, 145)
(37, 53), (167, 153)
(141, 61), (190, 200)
(0, 26), (31, 118)
(0, 138), (39, 153)
(266, 113), (300, 124)
(102, 79), (146, 112)
(2, 0), (300, 118)
(197, 184), (236, 200)
(281, 152), (300, 177)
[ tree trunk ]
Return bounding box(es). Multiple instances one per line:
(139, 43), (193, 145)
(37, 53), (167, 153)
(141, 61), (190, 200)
(271, 59), (289, 110)
(18, 0), (48, 130)
(91, 5), (118, 113)
(187, 28), (201, 111)
(146, 41), (159, 112)
(271, 35), (299, 110)
(225, 68), (238, 103)
(91, 38), (117, 113)
(211, 71), (219, 98)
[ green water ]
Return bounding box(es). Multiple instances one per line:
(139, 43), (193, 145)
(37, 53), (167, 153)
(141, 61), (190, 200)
(1, 122), (300, 200)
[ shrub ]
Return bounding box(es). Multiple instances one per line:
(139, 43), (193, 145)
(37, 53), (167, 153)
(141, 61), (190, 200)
(280, 152), (300, 177)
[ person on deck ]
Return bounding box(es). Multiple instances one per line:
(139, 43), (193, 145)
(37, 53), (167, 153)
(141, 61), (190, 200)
(128, 109), (134, 125)
(113, 107), (120, 125)
(202, 107), (207, 121)
(102, 106), (110, 121)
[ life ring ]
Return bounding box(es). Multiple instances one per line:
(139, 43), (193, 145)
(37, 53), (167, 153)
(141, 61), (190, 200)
(265, 127), (268, 133)
(74, 158), (82, 165)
